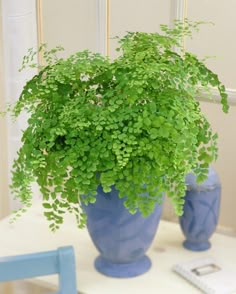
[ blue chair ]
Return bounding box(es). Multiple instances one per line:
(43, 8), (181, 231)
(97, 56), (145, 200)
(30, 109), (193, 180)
(0, 246), (77, 294)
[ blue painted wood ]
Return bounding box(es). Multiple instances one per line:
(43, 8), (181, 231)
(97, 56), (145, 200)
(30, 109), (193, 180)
(0, 246), (77, 294)
(58, 246), (77, 294)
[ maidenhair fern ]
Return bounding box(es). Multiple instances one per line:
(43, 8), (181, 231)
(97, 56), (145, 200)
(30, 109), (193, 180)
(6, 20), (228, 230)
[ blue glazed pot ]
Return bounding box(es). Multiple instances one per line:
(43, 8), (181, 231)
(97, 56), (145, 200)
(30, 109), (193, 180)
(179, 167), (221, 251)
(82, 185), (163, 278)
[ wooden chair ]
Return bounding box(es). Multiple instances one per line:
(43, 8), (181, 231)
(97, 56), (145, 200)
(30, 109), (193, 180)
(0, 246), (77, 294)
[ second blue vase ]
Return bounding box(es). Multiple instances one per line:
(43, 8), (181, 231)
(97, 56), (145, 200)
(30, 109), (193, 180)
(179, 167), (221, 251)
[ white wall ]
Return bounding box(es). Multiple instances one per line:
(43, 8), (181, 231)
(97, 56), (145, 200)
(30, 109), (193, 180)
(0, 1), (9, 218)
(108, 1), (236, 229)
(186, 0), (236, 228)
(0, 0), (38, 214)
(1, 0), (235, 228)
(186, 0), (236, 89)
(39, 0), (236, 229)
(41, 0), (98, 57)
(200, 102), (236, 228)
(109, 0), (172, 58)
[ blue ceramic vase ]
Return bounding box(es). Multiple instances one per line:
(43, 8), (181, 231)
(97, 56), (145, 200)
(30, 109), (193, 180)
(82, 185), (163, 278)
(179, 167), (221, 251)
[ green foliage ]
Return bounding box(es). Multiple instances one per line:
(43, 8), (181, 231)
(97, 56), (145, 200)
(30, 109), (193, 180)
(7, 20), (228, 230)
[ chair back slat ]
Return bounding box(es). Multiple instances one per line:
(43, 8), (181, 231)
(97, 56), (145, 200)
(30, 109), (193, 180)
(58, 247), (77, 294)
(0, 251), (58, 281)
(0, 246), (77, 294)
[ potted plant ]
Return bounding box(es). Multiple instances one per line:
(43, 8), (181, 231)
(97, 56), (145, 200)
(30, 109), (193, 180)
(4, 20), (228, 277)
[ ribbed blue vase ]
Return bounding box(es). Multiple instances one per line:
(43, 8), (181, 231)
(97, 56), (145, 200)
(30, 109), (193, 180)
(82, 185), (163, 278)
(179, 167), (221, 251)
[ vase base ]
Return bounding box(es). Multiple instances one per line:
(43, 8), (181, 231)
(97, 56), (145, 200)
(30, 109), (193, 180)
(183, 240), (211, 251)
(94, 255), (151, 278)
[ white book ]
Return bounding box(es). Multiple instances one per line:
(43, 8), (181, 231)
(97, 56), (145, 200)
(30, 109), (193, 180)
(173, 257), (236, 294)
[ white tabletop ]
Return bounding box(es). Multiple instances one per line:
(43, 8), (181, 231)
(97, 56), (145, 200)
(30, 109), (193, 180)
(0, 203), (236, 294)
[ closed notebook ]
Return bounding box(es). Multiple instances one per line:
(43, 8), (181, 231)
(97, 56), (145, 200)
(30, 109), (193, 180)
(173, 257), (236, 294)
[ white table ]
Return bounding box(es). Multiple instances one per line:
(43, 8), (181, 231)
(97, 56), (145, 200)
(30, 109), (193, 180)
(0, 203), (236, 294)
